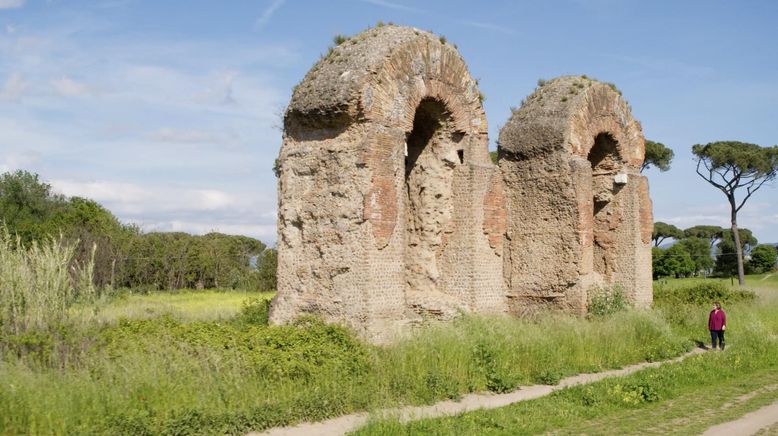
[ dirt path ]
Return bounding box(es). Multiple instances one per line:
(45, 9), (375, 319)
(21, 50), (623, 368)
(250, 348), (705, 436)
(702, 399), (778, 436)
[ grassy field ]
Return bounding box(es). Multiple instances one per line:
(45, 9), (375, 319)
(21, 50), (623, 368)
(70, 289), (276, 324)
(654, 272), (778, 292)
(355, 275), (778, 435)
(1, 274), (775, 435)
(1, 293), (691, 434)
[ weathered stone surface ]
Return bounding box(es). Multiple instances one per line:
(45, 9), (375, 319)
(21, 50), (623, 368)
(271, 29), (654, 341)
(483, 173), (506, 253)
(270, 25), (502, 342)
(499, 76), (653, 313)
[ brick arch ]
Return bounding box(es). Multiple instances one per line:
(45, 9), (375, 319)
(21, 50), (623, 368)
(272, 25), (505, 340)
(498, 76), (652, 314)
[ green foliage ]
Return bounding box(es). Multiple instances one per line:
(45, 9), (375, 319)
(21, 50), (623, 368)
(118, 231), (267, 291)
(0, 170), (67, 247)
(653, 281), (755, 307)
(716, 229), (758, 276)
(489, 150), (498, 164)
(641, 139), (674, 173)
(605, 82), (622, 95)
(332, 34), (348, 46)
(652, 221), (684, 247)
(693, 141), (778, 176)
(720, 228), (758, 251)
(676, 237), (715, 274)
(588, 285), (627, 317)
(0, 306), (691, 434)
(692, 141), (778, 284)
(1, 170), (275, 293)
(472, 342), (517, 393)
(235, 297), (271, 326)
(254, 248), (278, 292)
(537, 78), (547, 87)
(747, 244), (777, 274)
(0, 170), (138, 288)
(653, 244), (695, 278)
(356, 297), (778, 435)
(683, 225), (723, 247)
(0, 227), (96, 335)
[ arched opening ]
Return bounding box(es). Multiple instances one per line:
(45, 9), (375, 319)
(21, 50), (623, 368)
(588, 133), (621, 279)
(404, 98), (459, 294)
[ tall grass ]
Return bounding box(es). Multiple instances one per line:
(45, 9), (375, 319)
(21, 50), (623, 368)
(4, 244), (772, 435)
(356, 296), (778, 435)
(0, 228), (95, 335)
(0, 307), (691, 434)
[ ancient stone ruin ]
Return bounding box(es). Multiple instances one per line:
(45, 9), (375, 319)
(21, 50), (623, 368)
(269, 25), (653, 341)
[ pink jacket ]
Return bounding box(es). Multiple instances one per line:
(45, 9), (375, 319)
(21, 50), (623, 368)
(708, 309), (726, 331)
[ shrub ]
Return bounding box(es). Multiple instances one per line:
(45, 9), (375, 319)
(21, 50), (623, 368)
(588, 285), (627, 317)
(333, 34), (348, 46)
(235, 297), (271, 326)
(653, 282), (755, 307)
(0, 228), (95, 335)
(747, 244), (777, 274)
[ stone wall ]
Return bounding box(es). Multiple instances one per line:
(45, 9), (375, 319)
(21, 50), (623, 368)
(270, 26), (653, 341)
(269, 25), (506, 341)
(499, 76), (653, 314)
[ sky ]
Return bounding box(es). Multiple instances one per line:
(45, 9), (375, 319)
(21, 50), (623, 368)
(1, 0), (777, 246)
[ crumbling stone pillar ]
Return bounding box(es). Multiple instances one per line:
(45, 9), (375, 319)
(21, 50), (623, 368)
(270, 25), (507, 340)
(498, 76), (653, 314)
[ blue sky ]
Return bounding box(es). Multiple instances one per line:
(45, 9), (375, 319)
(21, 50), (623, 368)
(1, 0), (777, 245)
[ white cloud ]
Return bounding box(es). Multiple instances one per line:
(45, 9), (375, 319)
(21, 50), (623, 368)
(50, 76), (93, 97)
(255, 0), (286, 29)
(51, 179), (245, 214)
(147, 127), (240, 145)
(0, 0), (25, 9)
(0, 72), (27, 102)
(0, 151), (41, 173)
(49, 178), (278, 241)
(140, 220), (277, 239)
(457, 20), (515, 35)
(193, 70), (238, 105)
(359, 0), (425, 13)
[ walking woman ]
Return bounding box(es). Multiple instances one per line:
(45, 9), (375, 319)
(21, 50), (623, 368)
(708, 302), (726, 350)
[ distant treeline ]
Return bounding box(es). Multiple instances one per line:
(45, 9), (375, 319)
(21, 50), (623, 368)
(652, 222), (777, 279)
(0, 170), (276, 292)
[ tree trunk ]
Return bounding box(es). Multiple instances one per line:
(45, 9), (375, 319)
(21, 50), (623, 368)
(729, 196), (745, 286)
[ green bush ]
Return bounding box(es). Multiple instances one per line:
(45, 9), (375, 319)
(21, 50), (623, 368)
(235, 297), (271, 326)
(654, 282), (755, 307)
(0, 228), (96, 335)
(588, 285), (627, 317)
(0, 304), (693, 434)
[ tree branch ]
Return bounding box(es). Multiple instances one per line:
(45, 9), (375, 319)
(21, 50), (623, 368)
(736, 176), (771, 212)
(696, 158), (727, 192)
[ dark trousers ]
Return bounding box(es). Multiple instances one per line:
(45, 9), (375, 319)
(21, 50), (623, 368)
(710, 330), (725, 349)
